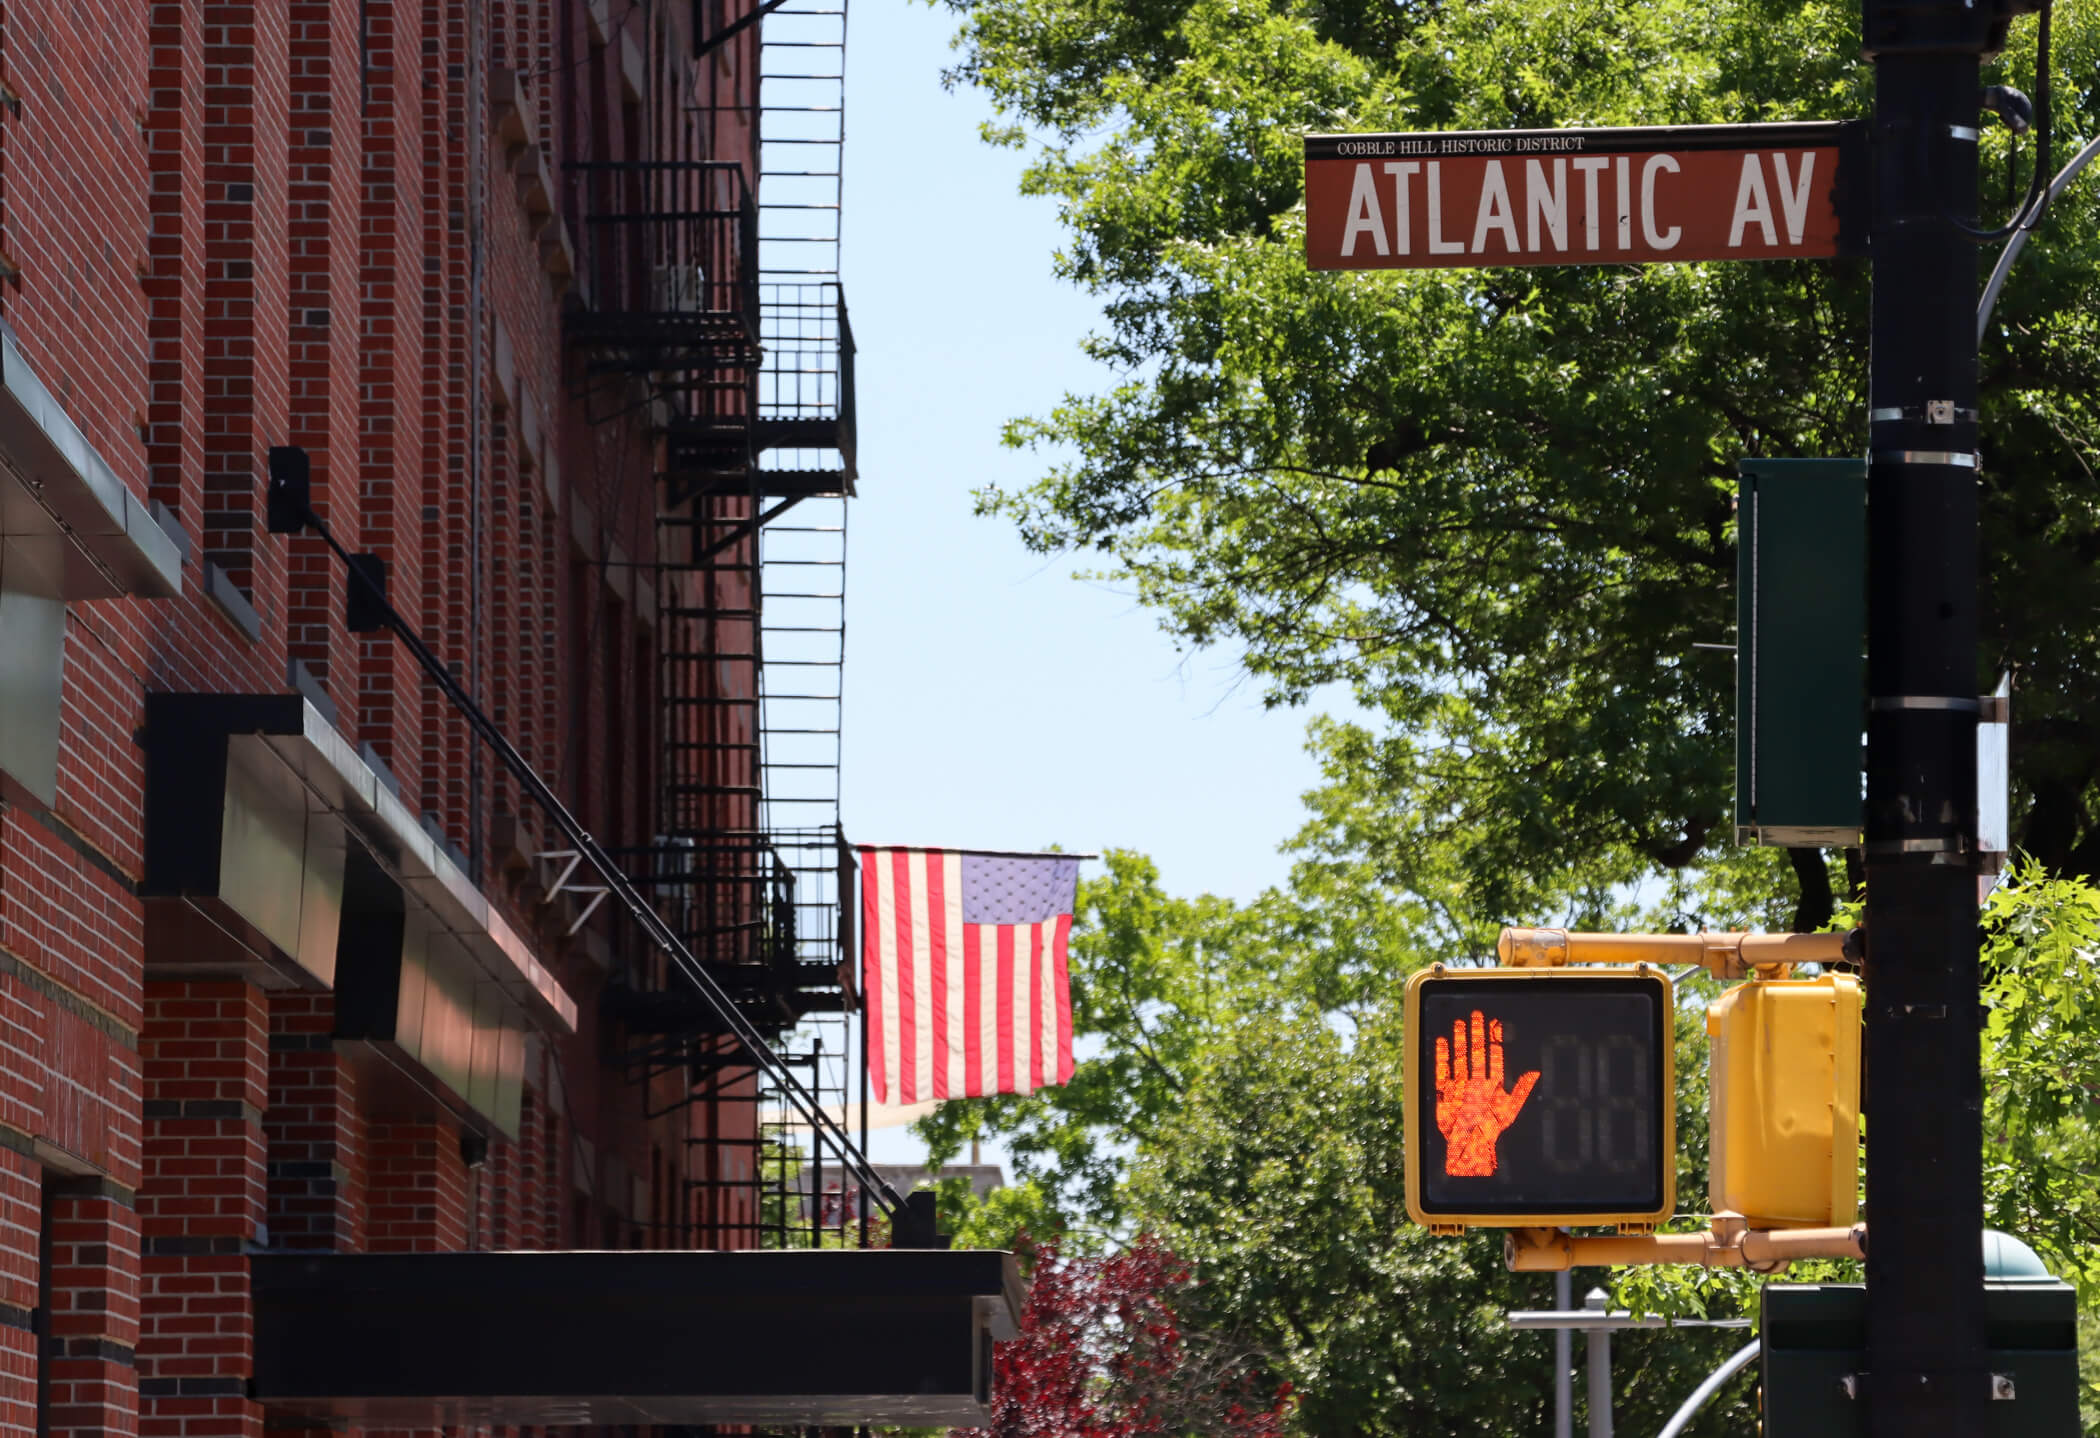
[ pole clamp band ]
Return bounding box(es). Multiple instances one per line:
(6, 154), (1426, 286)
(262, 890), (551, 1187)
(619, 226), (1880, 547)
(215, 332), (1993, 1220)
(1864, 836), (1969, 856)
(1869, 695), (1981, 712)
(1873, 449), (1980, 469)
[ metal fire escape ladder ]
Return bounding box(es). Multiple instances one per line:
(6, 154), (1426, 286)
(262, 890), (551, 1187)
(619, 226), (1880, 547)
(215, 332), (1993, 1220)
(750, 0), (855, 1252)
(609, 0), (859, 1249)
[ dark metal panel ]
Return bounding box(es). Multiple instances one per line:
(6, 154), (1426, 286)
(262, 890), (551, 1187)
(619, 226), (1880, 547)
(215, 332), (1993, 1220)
(1736, 458), (1867, 847)
(142, 693), (557, 1137)
(334, 846), (408, 1038)
(0, 590), (63, 806)
(251, 1249), (1022, 1427)
(1761, 1281), (2080, 1435)
(219, 740), (322, 969)
(336, 896), (528, 1138)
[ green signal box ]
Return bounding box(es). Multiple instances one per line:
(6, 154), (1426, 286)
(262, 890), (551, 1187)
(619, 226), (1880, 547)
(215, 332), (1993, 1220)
(1761, 1281), (2081, 1435)
(1736, 458), (1866, 847)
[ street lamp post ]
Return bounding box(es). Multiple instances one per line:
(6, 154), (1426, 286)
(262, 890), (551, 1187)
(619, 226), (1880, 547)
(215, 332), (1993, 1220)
(1554, 1271), (1573, 1438)
(1508, 1292), (1754, 1438)
(1584, 1289), (1612, 1438)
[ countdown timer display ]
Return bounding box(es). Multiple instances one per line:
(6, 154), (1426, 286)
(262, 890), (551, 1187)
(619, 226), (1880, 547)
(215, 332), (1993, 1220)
(1404, 967), (1675, 1228)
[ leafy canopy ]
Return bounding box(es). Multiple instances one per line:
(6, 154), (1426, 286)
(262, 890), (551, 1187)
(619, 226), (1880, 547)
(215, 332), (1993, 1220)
(942, 0), (2100, 924)
(925, 856), (2100, 1433)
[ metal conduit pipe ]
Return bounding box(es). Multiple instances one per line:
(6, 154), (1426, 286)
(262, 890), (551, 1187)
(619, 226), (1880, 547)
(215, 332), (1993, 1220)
(1497, 927), (1850, 978)
(1655, 1339), (1763, 1438)
(1978, 135), (2100, 344)
(1506, 1223), (1866, 1273)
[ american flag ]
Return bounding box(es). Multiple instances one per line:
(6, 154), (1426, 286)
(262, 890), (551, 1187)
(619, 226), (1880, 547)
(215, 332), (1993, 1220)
(858, 847), (1081, 1103)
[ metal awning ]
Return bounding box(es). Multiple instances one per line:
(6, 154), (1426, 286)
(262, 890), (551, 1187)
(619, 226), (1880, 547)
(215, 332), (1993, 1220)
(143, 694), (572, 1025)
(143, 694), (576, 1137)
(251, 1248), (1023, 1426)
(0, 323), (182, 600)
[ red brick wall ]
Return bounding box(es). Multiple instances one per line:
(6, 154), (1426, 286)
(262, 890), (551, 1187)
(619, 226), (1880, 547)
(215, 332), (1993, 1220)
(263, 996), (365, 1252)
(137, 982), (267, 1438)
(0, 1153), (41, 1437)
(285, 0), (368, 704)
(199, 1), (294, 610)
(0, 0), (782, 1432)
(44, 1185), (143, 1438)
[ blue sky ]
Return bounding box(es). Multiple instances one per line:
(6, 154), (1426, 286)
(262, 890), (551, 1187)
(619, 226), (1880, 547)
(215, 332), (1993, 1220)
(837, 3), (1346, 908)
(824, 2), (1355, 1164)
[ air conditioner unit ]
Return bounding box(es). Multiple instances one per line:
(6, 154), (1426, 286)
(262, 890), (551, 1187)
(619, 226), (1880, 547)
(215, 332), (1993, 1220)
(652, 263), (706, 314)
(654, 834), (698, 879)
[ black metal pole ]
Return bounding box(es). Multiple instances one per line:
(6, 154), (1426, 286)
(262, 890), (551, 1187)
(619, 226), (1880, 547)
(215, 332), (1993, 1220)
(1861, 3), (1991, 1429)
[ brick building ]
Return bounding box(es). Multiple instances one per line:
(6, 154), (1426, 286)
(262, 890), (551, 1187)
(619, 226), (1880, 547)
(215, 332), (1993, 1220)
(0, 1), (1004, 1432)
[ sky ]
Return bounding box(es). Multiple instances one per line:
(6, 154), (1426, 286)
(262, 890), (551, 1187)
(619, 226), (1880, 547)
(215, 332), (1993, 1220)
(819, 4), (1354, 1165)
(835, 4), (1347, 907)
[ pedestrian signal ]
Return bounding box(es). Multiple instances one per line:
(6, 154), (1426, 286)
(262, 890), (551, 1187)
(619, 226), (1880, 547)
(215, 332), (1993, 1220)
(1405, 967), (1675, 1229)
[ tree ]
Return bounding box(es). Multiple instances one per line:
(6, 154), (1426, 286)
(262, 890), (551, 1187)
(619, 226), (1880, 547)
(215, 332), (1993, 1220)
(928, 848), (2100, 1432)
(1121, 979), (1754, 1437)
(938, 0), (2100, 927)
(927, 855), (1761, 1435)
(957, 1235), (1294, 1438)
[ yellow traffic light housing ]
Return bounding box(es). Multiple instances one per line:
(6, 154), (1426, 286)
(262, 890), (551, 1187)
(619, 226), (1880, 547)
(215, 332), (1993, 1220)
(1404, 967), (1676, 1230)
(1707, 971), (1862, 1228)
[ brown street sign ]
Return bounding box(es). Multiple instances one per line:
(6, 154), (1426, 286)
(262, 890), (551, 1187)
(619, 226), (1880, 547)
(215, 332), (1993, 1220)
(1305, 123), (1861, 270)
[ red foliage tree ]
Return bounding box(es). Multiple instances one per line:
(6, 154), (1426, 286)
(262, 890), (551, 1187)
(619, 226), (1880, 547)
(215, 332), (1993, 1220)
(959, 1235), (1295, 1438)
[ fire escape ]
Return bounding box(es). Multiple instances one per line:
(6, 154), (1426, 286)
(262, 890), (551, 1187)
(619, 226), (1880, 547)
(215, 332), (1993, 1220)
(567, 0), (857, 1249)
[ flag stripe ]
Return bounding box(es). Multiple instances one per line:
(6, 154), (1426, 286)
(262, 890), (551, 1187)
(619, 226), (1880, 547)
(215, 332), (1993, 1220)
(1028, 921), (1045, 1091)
(942, 850), (965, 1097)
(907, 849), (934, 1101)
(962, 922), (984, 1098)
(995, 924), (1015, 1094)
(1019, 921), (1039, 1093)
(877, 848), (902, 1108)
(862, 852), (885, 1103)
(925, 854), (948, 1101)
(1052, 912), (1074, 1083)
(890, 850), (918, 1104)
(977, 923), (998, 1094)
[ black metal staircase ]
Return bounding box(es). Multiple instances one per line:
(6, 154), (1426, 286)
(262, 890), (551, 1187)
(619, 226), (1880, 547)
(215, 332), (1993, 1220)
(567, 0), (858, 1252)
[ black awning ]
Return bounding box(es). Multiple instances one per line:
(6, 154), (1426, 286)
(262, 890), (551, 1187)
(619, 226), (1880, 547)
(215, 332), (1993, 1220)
(250, 1248), (1023, 1427)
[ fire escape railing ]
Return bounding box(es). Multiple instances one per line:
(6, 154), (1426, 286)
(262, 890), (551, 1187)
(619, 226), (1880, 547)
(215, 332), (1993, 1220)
(565, 160), (762, 379)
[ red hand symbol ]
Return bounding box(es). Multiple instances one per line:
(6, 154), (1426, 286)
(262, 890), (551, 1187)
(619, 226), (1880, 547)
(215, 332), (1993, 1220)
(1434, 1010), (1540, 1177)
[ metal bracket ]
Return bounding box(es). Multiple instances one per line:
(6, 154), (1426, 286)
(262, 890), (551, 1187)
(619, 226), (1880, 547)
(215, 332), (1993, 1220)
(1869, 402), (1978, 425)
(1840, 1371), (2012, 1400)
(536, 848), (611, 936)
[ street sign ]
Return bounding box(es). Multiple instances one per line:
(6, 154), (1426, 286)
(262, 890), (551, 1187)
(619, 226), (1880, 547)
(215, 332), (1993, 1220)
(1405, 967), (1675, 1229)
(1305, 122), (1861, 270)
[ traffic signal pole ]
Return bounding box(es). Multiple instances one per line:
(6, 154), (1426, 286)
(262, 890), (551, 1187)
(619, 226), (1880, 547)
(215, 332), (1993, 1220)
(1860, 2), (1990, 1430)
